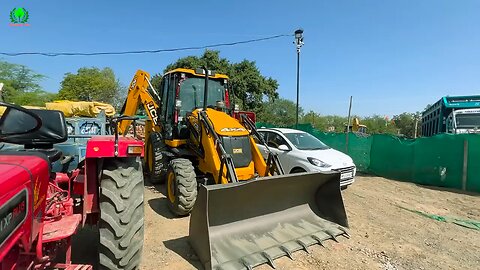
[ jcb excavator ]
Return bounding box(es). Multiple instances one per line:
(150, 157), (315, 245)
(118, 68), (350, 270)
(345, 117), (368, 134)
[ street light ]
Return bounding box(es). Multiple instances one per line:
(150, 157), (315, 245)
(294, 29), (304, 128)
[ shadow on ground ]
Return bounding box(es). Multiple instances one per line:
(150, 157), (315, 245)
(357, 172), (479, 197)
(415, 183), (479, 197)
(148, 197), (178, 219)
(67, 225), (99, 268)
(163, 236), (203, 270)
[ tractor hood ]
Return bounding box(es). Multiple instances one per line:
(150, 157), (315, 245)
(192, 108), (250, 137)
(0, 154), (50, 193)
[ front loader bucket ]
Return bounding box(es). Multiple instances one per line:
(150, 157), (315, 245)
(189, 171), (349, 270)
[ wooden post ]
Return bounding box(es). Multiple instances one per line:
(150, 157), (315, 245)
(346, 96), (353, 153)
(0, 83), (4, 102)
(462, 139), (468, 191)
(414, 118), (418, 139)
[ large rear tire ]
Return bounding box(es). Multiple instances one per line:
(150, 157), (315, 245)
(145, 132), (168, 184)
(99, 158), (144, 270)
(166, 158), (197, 216)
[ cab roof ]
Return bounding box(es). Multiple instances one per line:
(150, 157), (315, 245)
(164, 68), (229, 79)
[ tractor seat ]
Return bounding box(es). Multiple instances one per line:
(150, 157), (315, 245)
(19, 148), (63, 163)
(4, 108), (68, 164)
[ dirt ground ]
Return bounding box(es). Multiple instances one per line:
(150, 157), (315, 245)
(72, 175), (480, 269)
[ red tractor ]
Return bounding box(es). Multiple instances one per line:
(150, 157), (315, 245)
(0, 102), (145, 269)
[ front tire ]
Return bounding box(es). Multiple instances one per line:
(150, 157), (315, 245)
(166, 158), (197, 216)
(146, 132), (168, 184)
(99, 158), (144, 270)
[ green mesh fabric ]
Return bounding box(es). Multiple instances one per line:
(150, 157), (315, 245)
(256, 122), (480, 193)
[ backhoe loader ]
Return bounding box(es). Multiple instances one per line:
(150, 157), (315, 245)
(118, 68), (350, 269)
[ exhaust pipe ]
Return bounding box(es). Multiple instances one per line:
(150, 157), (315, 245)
(203, 66), (209, 110)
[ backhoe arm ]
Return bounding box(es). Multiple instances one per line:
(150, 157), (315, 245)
(118, 70), (162, 135)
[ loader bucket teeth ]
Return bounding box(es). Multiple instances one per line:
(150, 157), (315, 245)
(279, 246), (293, 260)
(296, 240), (310, 254)
(189, 171), (349, 270)
(338, 227), (351, 239)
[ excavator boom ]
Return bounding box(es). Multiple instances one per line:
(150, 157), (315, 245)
(118, 70), (161, 135)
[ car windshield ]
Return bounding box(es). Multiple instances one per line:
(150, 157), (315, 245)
(178, 77), (225, 116)
(456, 113), (480, 128)
(283, 132), (330, 150)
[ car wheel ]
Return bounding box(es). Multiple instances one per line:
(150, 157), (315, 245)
(291, 168), (306, 174)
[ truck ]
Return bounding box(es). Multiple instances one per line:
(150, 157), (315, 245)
(421, 95), (480, 136)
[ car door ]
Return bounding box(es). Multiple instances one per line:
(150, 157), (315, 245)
(265, 131), (293, 172)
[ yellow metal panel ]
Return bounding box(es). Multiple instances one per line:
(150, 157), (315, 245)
(249, 136), (269, 176)
(203, 109), (250, 136)
(235, 162), (256, 181)
(165, 139), (187, 148)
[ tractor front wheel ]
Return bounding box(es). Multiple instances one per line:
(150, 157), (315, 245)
(99, 158), (144, 270)
(166, 158), (197, 216)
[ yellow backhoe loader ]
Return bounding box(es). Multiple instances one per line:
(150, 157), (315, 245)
(345, 117), (368, 134)
(118, 67), (350, 269)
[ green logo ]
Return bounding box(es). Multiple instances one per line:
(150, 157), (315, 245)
(10, 8), (29, 24)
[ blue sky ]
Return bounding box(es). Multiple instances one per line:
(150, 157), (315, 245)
(1, 0), (479, 117)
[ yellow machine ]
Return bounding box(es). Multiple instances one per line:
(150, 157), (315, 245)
(345, 117), (368, 133)
(118, 68), (349, 270)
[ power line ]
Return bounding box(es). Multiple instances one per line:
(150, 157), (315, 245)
(0, 34), (291, 57)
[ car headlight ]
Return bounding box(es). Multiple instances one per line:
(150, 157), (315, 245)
(307, 157), (331, 168)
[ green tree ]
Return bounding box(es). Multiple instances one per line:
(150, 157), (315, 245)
(0, 60), (55, 105)
(153, 50), (279, 112)
(257, 98), (303, 127)
(301, 111), (329, 131)
(361, 115), (398, 134)
(393, 112), (422, 138)
(57, 67), (121, 103)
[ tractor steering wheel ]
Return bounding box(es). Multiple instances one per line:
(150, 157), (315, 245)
(0, 102), (42, 139)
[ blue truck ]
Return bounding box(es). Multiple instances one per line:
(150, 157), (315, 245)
(421, 95), (480, 136)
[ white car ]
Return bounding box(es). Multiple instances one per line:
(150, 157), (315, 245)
(255, 128), (356, 188)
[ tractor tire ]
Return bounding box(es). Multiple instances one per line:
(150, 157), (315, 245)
(166, 158), (197, 216)
(98, 158), (144, 270)
(146, 132), (168, 184)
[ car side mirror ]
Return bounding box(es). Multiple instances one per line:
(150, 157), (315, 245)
(278, 144), (290, 151)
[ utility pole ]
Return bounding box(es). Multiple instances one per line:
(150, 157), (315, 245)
(294, 29), (304, 129)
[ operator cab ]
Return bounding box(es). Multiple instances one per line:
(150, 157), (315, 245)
(157, 68), (230, 139)
(0, 102), (68, 163)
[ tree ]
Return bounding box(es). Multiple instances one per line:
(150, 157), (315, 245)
(57, 67), (121, 104)
(393, 112), (422, 138)
(361, 115), (397, 134)
(257, 98), (303, 127)
(153, 50), (279, 112)
(301, 111), (329, 131)
(0, 60), (55, 105)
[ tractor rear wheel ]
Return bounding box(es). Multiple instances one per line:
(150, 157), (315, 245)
(146, 132), (168, 184)
(166, 158), (197, 216)
(99, 158), (144, 270)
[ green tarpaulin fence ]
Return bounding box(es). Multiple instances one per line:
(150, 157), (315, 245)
(256, 122), (480, 193)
